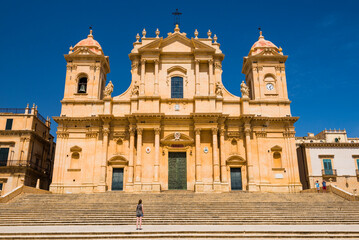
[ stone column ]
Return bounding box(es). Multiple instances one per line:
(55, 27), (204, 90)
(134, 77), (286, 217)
(135, 128), (143, 184)
(195, 60), (200, 95)
(212, 128), (220, 183)
(127, 126), (136, 185)
(99, 126), (109, 191)
(244, 123), (255, 190)
(208, 59), (214, 95)
(153, 128), (160, 182)
(140, 59), (146, 95)
(195, 128), (202, 191)
(195, 128), (202, 184)
(154, 59), (159, 95)
(219, 129), (227, 183)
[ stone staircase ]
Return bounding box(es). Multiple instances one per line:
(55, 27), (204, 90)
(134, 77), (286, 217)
(0, 191), (358, 226)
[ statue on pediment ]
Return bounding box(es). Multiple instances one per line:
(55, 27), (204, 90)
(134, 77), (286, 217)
(131, 82), (139, 96)
(103, 81), (114, 97)
(215, 82), (223, 96)
(241, 81), (249, 98)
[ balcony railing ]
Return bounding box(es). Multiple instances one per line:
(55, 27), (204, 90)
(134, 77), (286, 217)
(0, 108), (30, 114)
(322, 169), (337, 176)
(0, 160), (50, 175)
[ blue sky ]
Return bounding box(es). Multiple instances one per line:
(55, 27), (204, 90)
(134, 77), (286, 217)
(0, 0), (358, 137)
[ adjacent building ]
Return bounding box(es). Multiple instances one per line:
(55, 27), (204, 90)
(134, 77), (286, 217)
(0, 105), (55, 195)
(50, 26), (302, 194)
(296, 129), (359, 191)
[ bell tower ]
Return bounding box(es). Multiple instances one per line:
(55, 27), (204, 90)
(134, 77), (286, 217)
(242, 31), (289, 101)
(62, 29), (110, 101)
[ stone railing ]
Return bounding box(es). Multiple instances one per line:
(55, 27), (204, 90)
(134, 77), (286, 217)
(301, 185), (359, 201)
(329, 185), (359, 201)
(0, 185), (51, 203)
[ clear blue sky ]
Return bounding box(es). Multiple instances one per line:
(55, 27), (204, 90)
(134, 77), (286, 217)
(1, 0), (358, 138)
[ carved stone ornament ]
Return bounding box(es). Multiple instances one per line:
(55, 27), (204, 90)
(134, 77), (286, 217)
(174, 132), (181, 140)
(131, 82), (139, 96)
(146, 147), (151, 154)
(103, 81), (114, 97)
(204, 147), (209, 154)
(215, 82), (223, 96)
(240, 81), (250, 98)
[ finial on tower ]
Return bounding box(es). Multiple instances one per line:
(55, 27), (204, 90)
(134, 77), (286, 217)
(194, 29), (198, 39)
(142, 28), (146, 38)
(155, 28), (160, 38)
(213, 34), (218, 43)
(207, 29), (212, 39)
(258, 27), (264, 40)
(136, 33), (140, 42)
(88, 26), (93, 38)
(174, 24), (180, 33)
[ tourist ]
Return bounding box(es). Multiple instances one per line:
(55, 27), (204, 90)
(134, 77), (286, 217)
(136, 199), (144, 230)
(315, 180), (320, 193)
(322, 180), (327, 192)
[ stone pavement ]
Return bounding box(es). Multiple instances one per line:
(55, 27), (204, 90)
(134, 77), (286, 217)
(0, 225), (358, 239)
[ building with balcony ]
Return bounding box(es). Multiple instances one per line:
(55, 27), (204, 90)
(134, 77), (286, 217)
(0, 105), (55, 195)
(296, 129), (359, 192)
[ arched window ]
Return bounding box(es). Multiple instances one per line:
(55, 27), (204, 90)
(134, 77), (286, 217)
(171, 77), (183, 98)
(78, 77), (87, 93)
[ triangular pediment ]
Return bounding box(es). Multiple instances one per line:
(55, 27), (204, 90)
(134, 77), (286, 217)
(139, 33), (216, 53)
(71, 47), (99, 56)
(254, 48), (284, 57)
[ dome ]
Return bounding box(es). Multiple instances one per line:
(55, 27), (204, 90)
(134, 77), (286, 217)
(249, 31), (279, 56)
(73, 30), (103, 55)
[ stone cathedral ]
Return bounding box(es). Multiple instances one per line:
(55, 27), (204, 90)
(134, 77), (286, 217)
(50, 25), (302, 193)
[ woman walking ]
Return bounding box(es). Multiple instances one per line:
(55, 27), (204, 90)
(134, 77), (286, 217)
(136, 199), (144, 230)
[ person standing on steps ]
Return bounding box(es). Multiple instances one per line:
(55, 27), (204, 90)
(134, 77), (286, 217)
(136, 199), (144, 230)
(315, 180), (320, 193)
(322, 180), (327, 192)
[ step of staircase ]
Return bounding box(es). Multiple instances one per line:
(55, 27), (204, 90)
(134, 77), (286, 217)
(0, 192), (358, 226)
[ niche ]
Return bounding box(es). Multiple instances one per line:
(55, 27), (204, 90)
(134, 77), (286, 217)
(116, 139), (123, 154)
(271, 145), (283, 169)
(231, 139), (237, 154)
(70, 152), (80, 169)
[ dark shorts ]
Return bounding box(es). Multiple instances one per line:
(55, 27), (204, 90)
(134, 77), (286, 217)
(323, 186), (327, 190)
(136, 213), (143, 217)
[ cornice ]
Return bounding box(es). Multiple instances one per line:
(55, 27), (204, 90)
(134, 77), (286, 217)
(300, 142), (359, 148)
(0, 130), (52, 145)
(53, 116), (100, 123)
(249, 99), (292, 104)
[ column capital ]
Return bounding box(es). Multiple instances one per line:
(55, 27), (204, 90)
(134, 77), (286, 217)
(195, 59), (200, 64)
(129, 126), (136, 135)
(211, 127), (218, 135)
(137, 128), (143, 135)
(141, 59), (146, 64)
(154, 59), (159, 64)
(103, 128), (110, 135)
(195, 128), (201, 135)
(154, 127), (161, 135)
(219, 128), (225, 136)
(208, 59), (213, 64)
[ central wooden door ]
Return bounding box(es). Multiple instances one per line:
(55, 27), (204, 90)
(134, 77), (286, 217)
(230, 168), (242, 190)
(168, 152), (187, 190)
(112, 168), (123, 191)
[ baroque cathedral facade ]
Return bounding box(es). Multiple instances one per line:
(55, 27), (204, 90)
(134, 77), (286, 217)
(50, 25), (302, 193)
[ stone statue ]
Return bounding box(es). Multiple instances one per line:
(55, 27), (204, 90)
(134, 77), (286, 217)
(215, 82), (223, 96)
(241, 81), (249, 98)
(103, 81), (114, 97)
(131, 82), (139, 96)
